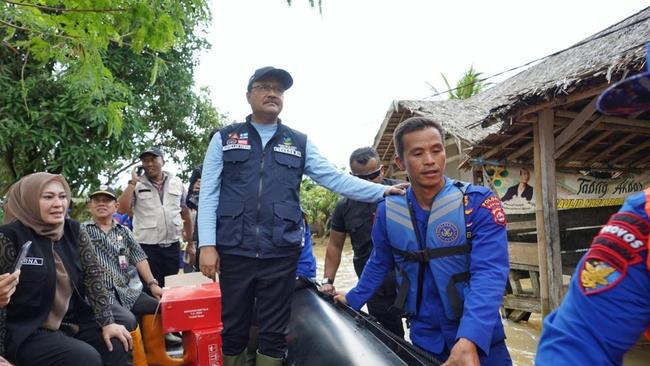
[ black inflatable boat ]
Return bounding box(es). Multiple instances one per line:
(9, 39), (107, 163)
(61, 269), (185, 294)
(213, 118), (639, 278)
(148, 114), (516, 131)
(286, 282), (441, 366)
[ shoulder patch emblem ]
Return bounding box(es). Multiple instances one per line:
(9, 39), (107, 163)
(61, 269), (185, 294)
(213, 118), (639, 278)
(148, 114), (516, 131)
(580, 258), (622, 295)
(578, 244), (628, 295)
(481, 195), (507, 226)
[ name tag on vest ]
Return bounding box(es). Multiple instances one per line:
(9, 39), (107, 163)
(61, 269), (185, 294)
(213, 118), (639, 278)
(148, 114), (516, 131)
(223, 144), (252, 151)
(273, 146), (302, 157)
(21, 257), (44, 266)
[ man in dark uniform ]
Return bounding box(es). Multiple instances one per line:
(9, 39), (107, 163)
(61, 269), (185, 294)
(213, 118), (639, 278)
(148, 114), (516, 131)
(320, 147), (404, 337)
(536, 47), (650, 366)
(198, 67), (406, 366)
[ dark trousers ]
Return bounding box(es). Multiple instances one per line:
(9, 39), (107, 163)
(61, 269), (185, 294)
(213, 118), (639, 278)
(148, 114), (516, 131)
(354, 258), (404, 338)
(15, 321), (129, 366)
(111, 291), (159, 331)
(220, 253), (299, 358)
(130, 291), (159, 316)
(141, 242), (180, 287)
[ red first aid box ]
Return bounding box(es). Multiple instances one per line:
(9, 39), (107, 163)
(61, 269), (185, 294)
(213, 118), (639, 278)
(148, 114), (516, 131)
(183, 328), (223, 366)
(161, 273), (222, 333)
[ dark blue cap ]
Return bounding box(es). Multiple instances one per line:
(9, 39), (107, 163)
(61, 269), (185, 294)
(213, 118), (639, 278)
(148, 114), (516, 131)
(139, 147), (164, 160)
(247, 67), (293, 92)
(597, 43), (650, 115)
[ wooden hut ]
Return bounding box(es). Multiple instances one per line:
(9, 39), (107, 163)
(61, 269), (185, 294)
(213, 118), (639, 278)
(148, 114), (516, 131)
(374, 7), (650, 317)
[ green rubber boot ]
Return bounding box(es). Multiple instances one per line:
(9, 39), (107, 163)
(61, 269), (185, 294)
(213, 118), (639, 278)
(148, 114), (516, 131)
(245, 325), (259, 366)
(223, 351), (246, 366)
(255, 351), (283, 366)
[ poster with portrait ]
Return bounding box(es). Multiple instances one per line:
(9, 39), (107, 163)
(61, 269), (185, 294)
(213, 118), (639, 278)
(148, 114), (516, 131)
(485, 166), (650, 215)
(486, 166), (536, 215)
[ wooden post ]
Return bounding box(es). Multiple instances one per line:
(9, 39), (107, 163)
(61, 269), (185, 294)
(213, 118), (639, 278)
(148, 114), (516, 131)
(533, 109), (564, 316)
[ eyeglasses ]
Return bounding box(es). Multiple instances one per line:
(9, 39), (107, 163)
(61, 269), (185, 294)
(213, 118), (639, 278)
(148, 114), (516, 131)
(252, 84), (285, 95)
(351, 166), (383, 180)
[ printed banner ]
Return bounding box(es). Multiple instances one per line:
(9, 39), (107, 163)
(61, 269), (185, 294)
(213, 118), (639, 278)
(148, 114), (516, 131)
(485, 166), (650, 215)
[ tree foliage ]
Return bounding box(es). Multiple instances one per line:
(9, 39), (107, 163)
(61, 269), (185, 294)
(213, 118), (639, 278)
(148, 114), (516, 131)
(434, 66), (491, 100)
(1, 0), (211, 134)
(300, 178), (339, 237)
(0, 0), (225, 197)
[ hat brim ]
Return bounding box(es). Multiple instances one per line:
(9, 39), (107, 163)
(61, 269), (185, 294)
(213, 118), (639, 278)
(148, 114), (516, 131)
(256, 69), (293, 90)
(139, 151), (163, 159)
(89, 191), (116, 200)
(597, 72), (650, 115)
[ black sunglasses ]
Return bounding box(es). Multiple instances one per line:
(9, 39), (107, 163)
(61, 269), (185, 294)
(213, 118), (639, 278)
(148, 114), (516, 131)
(351, 166), (383, 180)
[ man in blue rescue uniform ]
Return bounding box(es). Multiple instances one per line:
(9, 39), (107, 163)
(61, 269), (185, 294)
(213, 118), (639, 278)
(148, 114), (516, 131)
(336, 117), (512, 365)
(197, 67), (406, 366)
(535, 48), (650, 365)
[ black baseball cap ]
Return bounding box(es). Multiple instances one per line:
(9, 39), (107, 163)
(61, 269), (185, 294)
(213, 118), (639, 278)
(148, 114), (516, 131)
(89, 187), (117, 200)
(139, 147), (164, 160)
(247, 67), (293, 92)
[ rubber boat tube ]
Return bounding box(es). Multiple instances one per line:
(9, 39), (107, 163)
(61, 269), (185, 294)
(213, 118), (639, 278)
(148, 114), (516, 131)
(286, 282), (441, 366)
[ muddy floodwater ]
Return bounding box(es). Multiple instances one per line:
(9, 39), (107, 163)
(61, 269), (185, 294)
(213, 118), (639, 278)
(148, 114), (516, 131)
(311, 240), (650, 365)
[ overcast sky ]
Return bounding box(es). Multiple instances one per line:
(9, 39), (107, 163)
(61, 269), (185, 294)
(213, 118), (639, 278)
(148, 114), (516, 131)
(191, 0), (649, 170)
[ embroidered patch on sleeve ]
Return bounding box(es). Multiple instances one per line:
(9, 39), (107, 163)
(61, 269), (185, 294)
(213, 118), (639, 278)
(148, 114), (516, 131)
(580, 259), (621, 294)
(588, 212), (649, 266)
(481, 195), (507, 226)
(578, 246), (627, 295)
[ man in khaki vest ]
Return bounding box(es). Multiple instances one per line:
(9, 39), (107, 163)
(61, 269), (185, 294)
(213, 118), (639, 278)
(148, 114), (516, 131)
(118, 147), (193, 288)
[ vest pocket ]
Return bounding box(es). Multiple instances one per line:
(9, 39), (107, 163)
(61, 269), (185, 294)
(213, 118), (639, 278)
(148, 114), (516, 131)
(223, 149), (251, 163)
(138, 214), (157, 229)
(216, 201), (244, 247)
(12, 267), (46, 306)
(274, 151), (302, 168)
(272, 202), (303, 247)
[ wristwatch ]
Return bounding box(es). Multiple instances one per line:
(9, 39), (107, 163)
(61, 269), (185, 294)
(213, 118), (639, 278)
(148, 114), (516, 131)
(320, 277), (334, 286)
(147, 279), (159, 288)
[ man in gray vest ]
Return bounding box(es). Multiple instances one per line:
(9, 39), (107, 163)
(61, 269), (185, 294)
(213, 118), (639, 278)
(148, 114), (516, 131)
(198, 66), (406, 366)
(117, 147), (193, 288)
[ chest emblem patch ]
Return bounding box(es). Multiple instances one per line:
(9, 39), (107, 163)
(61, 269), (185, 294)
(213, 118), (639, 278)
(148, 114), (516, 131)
(436, 222), (459, 243)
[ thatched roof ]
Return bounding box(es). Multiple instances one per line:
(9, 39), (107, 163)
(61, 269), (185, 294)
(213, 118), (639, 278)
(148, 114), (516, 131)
(477, 6), (650, 129)
(465, 7), (650, 170)
(372, 99), (500, 171)
(374, 7), (650, 172)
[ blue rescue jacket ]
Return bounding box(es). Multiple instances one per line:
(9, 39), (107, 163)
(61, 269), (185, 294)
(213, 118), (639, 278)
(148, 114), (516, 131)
(216, 119), (307, 258)
(385, 179), (470, 320)
(536, 189), (650, 365)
